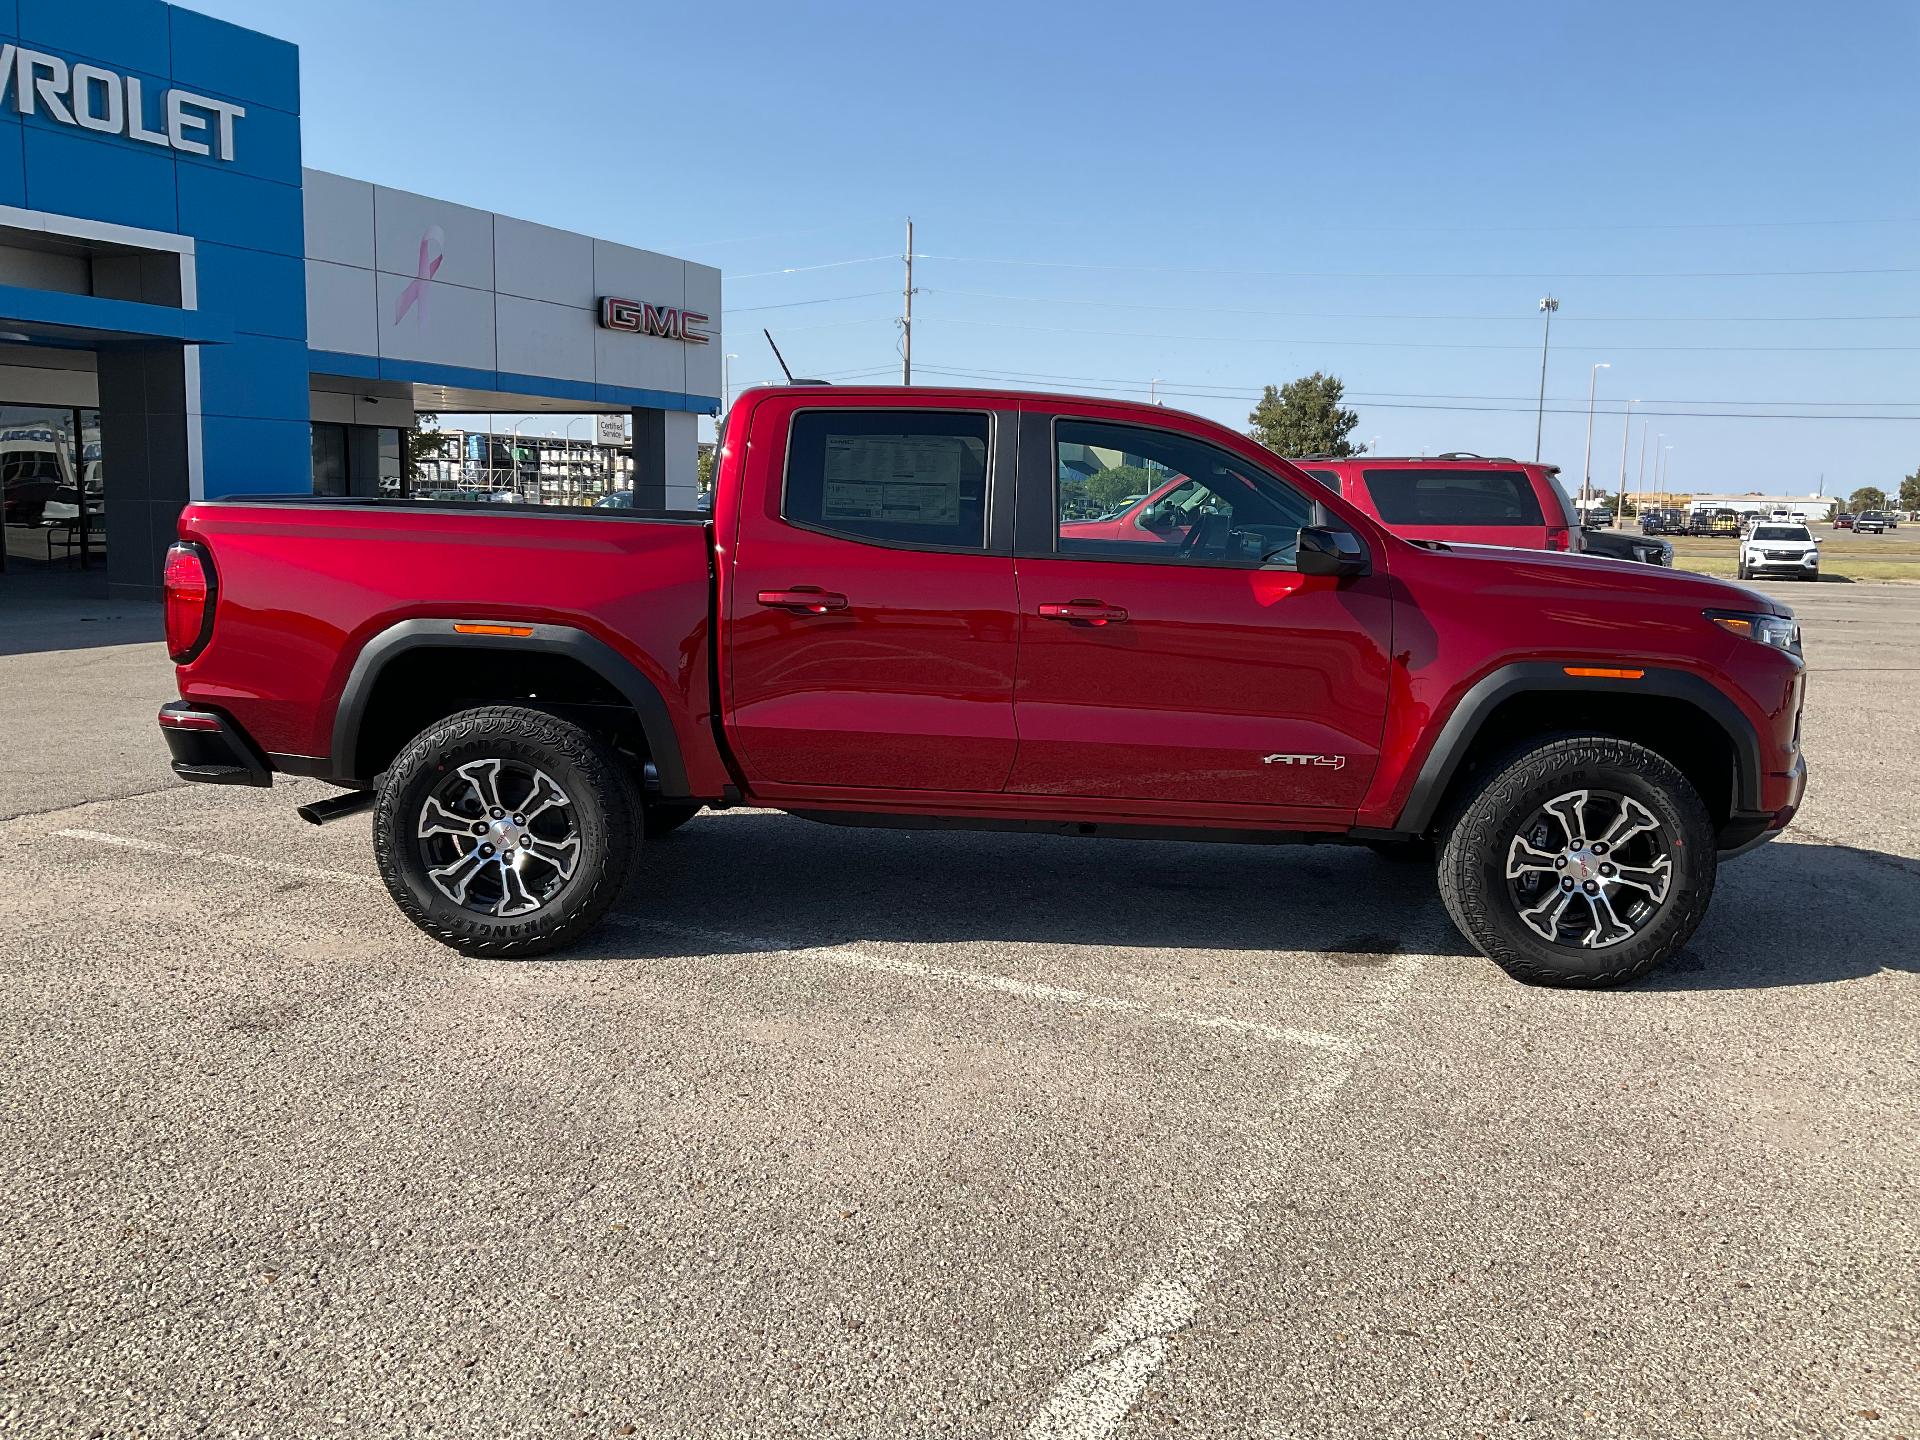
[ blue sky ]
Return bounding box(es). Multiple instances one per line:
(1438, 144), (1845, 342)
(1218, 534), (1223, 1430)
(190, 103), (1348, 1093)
(203, 0), (1920, 497)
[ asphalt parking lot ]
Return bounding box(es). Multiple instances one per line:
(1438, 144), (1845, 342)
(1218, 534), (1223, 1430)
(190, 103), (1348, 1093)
(1, 578), (1915, 1439)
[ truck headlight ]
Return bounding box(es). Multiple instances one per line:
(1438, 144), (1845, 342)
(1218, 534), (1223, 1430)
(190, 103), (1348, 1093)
(1708, 610), (1800, 653)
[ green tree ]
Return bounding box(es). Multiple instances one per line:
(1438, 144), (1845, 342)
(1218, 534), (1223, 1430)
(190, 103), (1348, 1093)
(1848, 485), (1888, 513)
(404, 412), (457, 489)
(1247, 371), (1363, 458)
(1085, 464), (1155, 514)
(696, 412), (727, 495)
(1899, 468), (1920, 513)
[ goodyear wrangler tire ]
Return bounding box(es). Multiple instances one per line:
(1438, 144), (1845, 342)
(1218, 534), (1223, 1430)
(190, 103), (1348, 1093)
(1437, 735), (1717, 987)
(373, 705), (636, 957)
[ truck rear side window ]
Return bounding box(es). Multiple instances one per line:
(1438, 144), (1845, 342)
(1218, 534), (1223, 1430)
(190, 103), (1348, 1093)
(1361, 468), (1543, 526)
(784, 410), (990, 550)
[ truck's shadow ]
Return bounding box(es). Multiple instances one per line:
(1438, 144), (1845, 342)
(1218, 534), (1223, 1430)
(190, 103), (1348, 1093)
(606, 814), (1915, 990)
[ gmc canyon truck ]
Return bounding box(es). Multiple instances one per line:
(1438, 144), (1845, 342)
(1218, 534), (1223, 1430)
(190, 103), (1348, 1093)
(158, 387), (1807, 987)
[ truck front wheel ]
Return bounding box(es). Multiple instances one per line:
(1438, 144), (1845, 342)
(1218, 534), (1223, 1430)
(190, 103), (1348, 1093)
(1437, 736), (1717, 987)
(373, 705), (636, 957)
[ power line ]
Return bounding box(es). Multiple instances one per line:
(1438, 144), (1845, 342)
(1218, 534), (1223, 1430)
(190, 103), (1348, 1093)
(727, 254), (898, 280)
(865, 360), (1920, 407)
(917, 315), (1920, 353)
(915, 254), (1920, 281)
(922, 286), (1920, 325)
(906, 366), (1920, 420)
(723, 290), (895, 315)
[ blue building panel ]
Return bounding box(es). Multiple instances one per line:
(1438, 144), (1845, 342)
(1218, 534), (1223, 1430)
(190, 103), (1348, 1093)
(195, 333), (308, 421)
(169, 86), (301, 185)
(16, 0), (171, 76)
(194, 240), (305, 340)
(0, 118), (24, 208)
(22, 124), (177, 230)
(167, 4), (299, 114)
(198, 413), (311, 498)
(174, 163), (303, 256)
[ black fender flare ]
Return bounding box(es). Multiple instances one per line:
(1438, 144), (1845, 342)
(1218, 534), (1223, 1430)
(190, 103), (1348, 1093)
(329, 619), (690, 796)
(1391, 661), (1763, 838)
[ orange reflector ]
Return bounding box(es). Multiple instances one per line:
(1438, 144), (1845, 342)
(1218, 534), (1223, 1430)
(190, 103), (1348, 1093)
(1563, 666), (1644, 680)
(452, 623), (533, 637)
(1709, 615), (1754, 638)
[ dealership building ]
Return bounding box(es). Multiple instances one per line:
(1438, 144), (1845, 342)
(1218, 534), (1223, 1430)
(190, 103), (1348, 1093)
(0, 0), (722, 597)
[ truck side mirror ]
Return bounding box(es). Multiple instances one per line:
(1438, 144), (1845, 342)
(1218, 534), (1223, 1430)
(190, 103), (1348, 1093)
(1295, 525), (1370, 578)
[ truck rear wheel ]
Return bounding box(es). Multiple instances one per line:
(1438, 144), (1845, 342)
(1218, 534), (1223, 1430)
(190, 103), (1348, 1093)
(1437, 736), (1717, 987)
(373, 705), (636, 957)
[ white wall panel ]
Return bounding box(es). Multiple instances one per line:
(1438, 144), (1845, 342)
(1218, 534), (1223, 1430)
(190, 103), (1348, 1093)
(375, 270), (496, 371)
(302, 170), (375, 268)
(304, 259), (378, 358)
(496, 295), (595, 384)
(374, 188), (494, 293)
(495, 215), (595, 309)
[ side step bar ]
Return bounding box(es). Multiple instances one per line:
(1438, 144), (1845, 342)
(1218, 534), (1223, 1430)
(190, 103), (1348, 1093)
(297, 790), (376, 826)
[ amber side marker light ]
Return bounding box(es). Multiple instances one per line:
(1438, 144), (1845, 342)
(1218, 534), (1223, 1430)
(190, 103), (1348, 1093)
(1563, 666), (1645, 680)
(452, 623), (534, 637)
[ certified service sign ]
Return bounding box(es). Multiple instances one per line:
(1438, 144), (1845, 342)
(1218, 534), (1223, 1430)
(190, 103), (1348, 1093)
(599, 297), (711, 345)
(0, 45), (245, 161)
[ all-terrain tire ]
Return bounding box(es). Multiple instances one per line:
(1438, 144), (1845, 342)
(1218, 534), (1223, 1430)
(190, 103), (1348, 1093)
(373, 705), (636, 957)
(1437, 735), (1717, 987)
(644, 801), (703, 839)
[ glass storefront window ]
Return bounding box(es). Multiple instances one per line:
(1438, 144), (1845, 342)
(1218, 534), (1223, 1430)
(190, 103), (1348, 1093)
(0, 405), (103, 572)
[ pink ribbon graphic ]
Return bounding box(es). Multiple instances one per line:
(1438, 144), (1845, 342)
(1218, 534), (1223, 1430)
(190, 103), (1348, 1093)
(394, 225), (445, 326)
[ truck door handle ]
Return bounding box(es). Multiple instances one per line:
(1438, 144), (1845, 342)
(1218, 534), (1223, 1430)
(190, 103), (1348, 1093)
(1038, 600), (1128, 625)
(757, 587), (848, 615)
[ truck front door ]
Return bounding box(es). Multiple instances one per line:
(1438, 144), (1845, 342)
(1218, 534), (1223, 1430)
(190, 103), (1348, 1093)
(724, 398), (1020, 795)
(1008, 411), (1394, 817)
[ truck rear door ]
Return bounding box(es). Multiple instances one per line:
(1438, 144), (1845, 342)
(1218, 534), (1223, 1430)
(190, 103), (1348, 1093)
(723, 395), (1021, 794)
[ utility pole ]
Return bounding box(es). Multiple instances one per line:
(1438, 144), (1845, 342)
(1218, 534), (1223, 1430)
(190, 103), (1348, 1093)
(1534, 296), (1559, 462)
(902, 217), (914, 385)
(1580, 362), (1610, 511)
(1637, 420), (1648, 496)
(1616, 397), (1638, 517)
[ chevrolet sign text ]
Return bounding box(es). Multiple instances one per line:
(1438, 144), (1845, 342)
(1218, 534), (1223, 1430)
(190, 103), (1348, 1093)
(0, 46), (245, 161)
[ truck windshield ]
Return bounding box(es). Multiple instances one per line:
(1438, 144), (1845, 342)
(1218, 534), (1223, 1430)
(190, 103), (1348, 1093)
(1361, 468), (1543, 526)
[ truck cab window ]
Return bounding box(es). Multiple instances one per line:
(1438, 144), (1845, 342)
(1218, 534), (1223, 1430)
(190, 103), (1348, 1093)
(783, 410), (990, 550)
(1053, 419), (1313, 567)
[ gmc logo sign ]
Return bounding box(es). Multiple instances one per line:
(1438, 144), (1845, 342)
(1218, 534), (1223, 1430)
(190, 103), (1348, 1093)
(599, 297), (711, 345)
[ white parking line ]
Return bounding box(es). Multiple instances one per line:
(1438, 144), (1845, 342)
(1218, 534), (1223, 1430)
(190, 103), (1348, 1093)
(1025, 953), (1424, 1440)
(53, 826), (1356, 1055)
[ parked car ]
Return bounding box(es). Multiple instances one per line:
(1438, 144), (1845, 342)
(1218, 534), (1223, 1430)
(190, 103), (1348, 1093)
(1855, 511), (1889, 534)
(1738, 523), (1820, 582)
(1290, 452), (1577, 552)
(1832, 513), (1855, 530)
(158, 387), (1807, 988)
(1637, 507), (1680, 536)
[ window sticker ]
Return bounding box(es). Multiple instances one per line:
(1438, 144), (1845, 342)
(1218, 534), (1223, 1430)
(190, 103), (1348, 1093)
(822, 435), (970, 526)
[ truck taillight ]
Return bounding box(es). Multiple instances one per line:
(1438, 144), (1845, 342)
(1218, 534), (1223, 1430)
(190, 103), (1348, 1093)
(163, 542), (216, 662)
(1545, 526), (1571, 552)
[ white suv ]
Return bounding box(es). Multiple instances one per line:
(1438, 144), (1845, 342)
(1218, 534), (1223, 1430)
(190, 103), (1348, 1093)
(1738, 523), (1820, 583)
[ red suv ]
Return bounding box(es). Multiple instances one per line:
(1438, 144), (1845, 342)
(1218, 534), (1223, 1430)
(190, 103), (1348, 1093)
(1293, 453), (1577, 553)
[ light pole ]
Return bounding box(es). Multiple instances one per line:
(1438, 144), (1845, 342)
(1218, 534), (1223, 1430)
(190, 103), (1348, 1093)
(1580, 362), (1610, 511)
(507, 416), (542, 501)
(1637, 420), (1649, 495)
(1533, 296), (1559, 462)
(1616, 398), (1638, 518)
(722, 352), (738, 412)
(1661, 444), (1674, 490)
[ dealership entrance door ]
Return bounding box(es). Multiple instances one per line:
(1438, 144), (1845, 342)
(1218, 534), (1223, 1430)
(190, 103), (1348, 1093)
(0, 406), (104, 575)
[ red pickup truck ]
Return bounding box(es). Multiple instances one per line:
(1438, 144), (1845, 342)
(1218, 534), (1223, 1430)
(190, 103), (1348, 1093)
(158, 386), (1807, 987)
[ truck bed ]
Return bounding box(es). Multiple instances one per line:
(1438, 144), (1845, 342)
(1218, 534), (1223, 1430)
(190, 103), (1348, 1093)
(173, 497), (724, 789)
